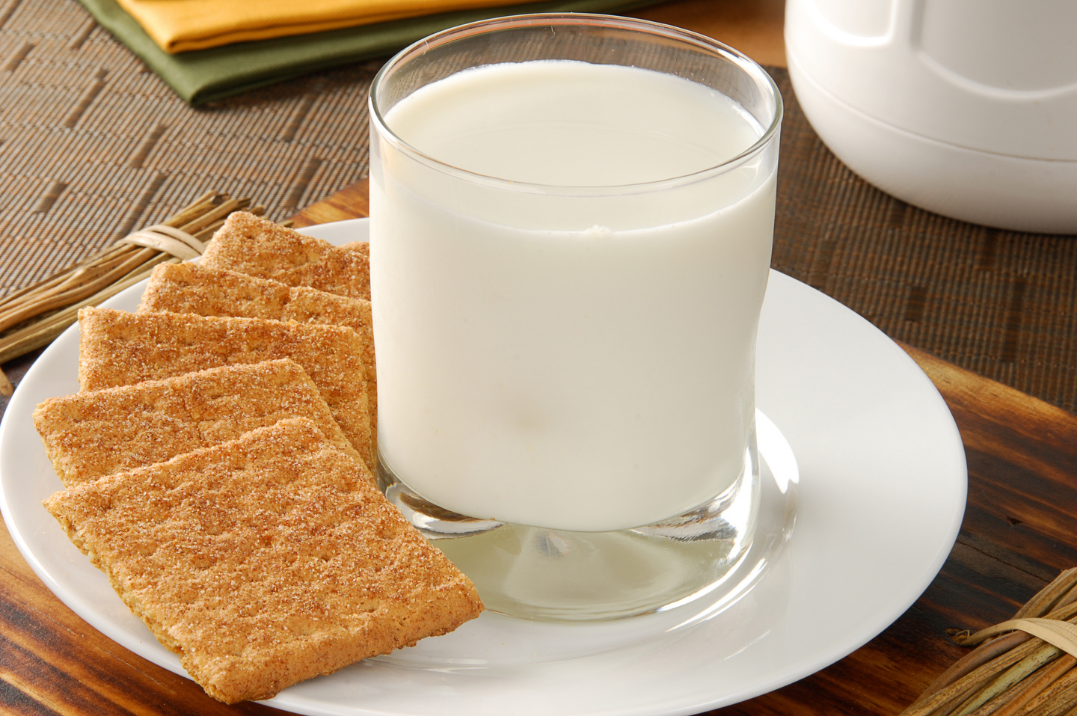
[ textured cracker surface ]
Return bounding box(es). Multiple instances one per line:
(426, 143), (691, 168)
(42, 418), (483, 704)
(201, 212), (370, 300)
(35, 360), (359, 487)
(77, 307), (373, 471)
(139, 263), (377, 454)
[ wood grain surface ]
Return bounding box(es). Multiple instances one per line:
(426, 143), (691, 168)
(2, 179), (1070, 715)
(631, 0), (787, 68)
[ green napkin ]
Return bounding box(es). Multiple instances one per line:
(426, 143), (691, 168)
(79, 0), (664, 105)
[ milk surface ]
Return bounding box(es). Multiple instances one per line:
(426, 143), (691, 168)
(371, 60), (775, 532)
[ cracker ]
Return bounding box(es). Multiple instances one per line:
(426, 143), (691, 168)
(77, 307), (373, 472)
(139, 263), (377, 455)
(35, 359), (360, 487)
(42, 418), (483, 704)
(201, 212), (370, 300)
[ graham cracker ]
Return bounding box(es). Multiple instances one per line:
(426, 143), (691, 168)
(42, 418), (484, 704)
(201, 212), (370, 301)
(77, 307), (373, 472)
(35, 359), (359, 487)
(138, 263), (377, 455)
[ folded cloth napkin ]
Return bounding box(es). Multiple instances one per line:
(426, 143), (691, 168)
(80, 0), (663, 105)
(118, 0), (538, 53)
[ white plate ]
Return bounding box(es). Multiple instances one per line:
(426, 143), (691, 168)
(0, 219), (966, 714)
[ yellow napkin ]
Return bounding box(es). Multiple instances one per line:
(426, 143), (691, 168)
(118, 0), (537, 53)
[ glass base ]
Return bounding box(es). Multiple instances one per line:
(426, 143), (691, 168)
(378, 410), (797, 622)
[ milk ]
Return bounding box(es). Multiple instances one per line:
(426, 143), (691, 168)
(370, 60), (776, 532)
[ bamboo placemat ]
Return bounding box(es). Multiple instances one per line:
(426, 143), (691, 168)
(0, 0), (1075, 413)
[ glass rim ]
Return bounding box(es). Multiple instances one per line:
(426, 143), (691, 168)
(369, 13), (784, 196)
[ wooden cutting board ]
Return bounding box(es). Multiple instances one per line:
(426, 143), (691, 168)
(0, 179), (1072, 715)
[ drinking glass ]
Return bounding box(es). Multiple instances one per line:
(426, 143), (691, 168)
(369, 13), (783, 621)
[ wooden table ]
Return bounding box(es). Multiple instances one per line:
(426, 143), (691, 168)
(0, 0), (1074, 714)
(0, 176), (1073, 715)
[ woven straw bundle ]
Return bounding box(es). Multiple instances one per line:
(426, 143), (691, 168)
(905, 568), (1077, 715)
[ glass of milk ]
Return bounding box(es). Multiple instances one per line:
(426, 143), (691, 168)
(369, 14), (783, 621)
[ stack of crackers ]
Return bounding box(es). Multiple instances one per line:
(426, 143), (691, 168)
(35, 212), (483, 705)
